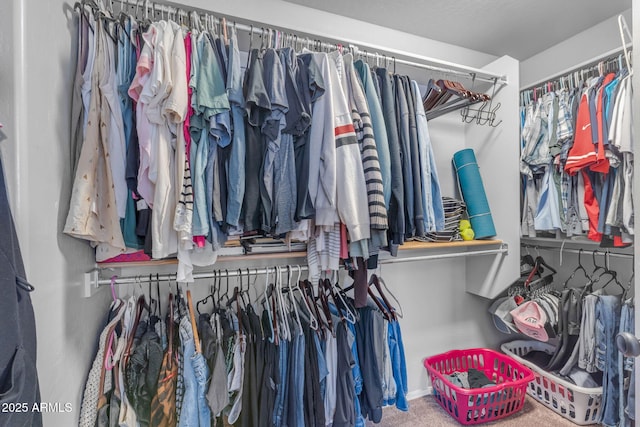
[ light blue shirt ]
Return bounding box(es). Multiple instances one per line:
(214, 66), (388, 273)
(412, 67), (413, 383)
(411, 80), (445, 231)
(354, 60), (392, 209)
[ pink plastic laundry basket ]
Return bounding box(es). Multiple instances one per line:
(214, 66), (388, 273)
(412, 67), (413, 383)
(424, 348), (534, 425)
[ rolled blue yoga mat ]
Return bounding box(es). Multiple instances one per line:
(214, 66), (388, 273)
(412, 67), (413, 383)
(452, 148), (496, 239)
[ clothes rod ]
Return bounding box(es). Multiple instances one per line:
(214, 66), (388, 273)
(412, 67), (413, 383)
(522, 243), (633, 260)
(102, 266), (310, 287)
(110, 0), (507, 85)
(84, 244), (508, 296)
(378, 245), (508, 265)
(521, 44), (632, 91)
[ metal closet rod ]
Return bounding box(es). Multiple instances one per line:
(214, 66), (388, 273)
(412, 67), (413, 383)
(522, 243), (633, 260)
(89, 244), (508, 287)
(521, 44), (633, 91)
(110, 0), (507, 85)
(100, 266), (311, 287)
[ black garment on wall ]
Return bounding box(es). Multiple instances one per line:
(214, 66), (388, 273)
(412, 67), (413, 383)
(0, 155), (42, 427)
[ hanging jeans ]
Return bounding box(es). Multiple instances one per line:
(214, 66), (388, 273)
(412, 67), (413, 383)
(595, 295), (621, 426)
(272, 339), (289, 427)
(627, 365), (636, 422)
(178, 317), (211, 427)
(288, 329), (305, 427)
(330, 303), (365, 427)
(349, 324), (365, 427)
(619, 301), (634, 425)
(388, 319), (409, 411)
(412, 80), (444, 232)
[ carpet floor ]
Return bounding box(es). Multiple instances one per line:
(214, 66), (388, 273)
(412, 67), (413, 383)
(366, 395), (590, 426)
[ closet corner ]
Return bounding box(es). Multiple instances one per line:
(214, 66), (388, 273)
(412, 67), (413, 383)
(464, 55), (521, 299)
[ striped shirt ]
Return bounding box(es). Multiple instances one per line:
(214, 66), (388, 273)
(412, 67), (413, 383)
(351, 109), (388, 230)
(343, 54), (388, 231)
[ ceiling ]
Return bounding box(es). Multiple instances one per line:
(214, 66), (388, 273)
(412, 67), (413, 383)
(283, 0), (631, 60)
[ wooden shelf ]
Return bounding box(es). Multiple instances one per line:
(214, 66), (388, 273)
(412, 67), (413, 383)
(97, 251), (308, 269)
(96, 240), (503, 270)
(399, 239), (503, 251)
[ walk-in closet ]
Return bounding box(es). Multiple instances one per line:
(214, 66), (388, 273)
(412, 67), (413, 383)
(0, 0), (637, 426)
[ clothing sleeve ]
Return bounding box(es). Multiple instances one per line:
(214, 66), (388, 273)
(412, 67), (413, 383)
(307, 53), (338, 226)
(347, 58), (387, 232)
(196, 34), (230, 121)
(145, 22), (168, 121)
(329, 59), (370, 242)
(164, 26), (188, 124)
(138, 24), (161, 104)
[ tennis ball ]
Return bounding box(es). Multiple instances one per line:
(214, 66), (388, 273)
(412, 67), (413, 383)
(459, 219), (471, 231)
(461, 227), (475, 241)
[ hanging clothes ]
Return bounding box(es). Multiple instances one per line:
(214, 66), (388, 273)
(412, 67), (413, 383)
(65, 17), (127, 261)
(497, 253), (635, 427)
(66, 5), (454, 281)
(0, 154), (42, 427)
(79, 301), (126, 427)
(521, 64), (633, 246)
(79, 271), (408, 427)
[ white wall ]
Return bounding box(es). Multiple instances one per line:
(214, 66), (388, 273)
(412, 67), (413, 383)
(633, 2), (640, 420)
(179, 0), (497, 69)
(520, 8), (632, 88)
(5, 1), (126, 426)
(0, 0), (16, 194)
(370, 252), (506, 398)
(3, 0), (511, 425)
(465, 55), (521, 299)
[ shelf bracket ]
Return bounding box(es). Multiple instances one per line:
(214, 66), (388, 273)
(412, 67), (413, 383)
(84, 269), (99, 298)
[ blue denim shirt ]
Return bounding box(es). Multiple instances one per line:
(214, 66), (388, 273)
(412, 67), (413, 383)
(394, 74), (415, 237)
(594, 294), (621, 426)
(178, 317), (211, 427)
(387, 319), (408, 411)
(411, 80), (445, 231)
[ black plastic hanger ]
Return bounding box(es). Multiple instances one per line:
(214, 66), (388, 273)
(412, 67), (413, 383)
(196, 270), (217, 315)
(591, 250), (607, 278)
(303, 279), (329, 339)
(322, 278), (346, 324)
(563, 249), (591, 289)
(155, 274), (161, 318)
(524, 256), (557, 288)
(318, 282), (334, 334)
(147, 275), (158, 316)
(593, 269), (625, 294)
(520, 248), (536, 275)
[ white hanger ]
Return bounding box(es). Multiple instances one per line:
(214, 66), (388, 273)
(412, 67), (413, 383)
(331, 271), (357, 324)
(276, 266), (291, 341)
(618, 15), (632, 75)
(285, 266), (304, 337)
